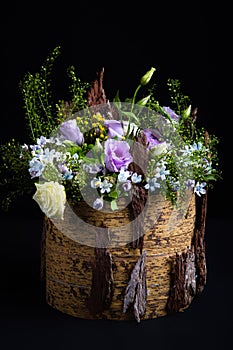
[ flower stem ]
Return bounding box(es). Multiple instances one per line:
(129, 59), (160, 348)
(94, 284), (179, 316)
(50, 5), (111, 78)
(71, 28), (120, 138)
(131, 84), (141, 112)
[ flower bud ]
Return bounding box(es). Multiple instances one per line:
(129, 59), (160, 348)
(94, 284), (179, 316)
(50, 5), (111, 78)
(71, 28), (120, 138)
(137, 95), (151, 106)
(95, 138), (103, 152)
(182, 104), (192, 119)
(140, 67), (156, 86)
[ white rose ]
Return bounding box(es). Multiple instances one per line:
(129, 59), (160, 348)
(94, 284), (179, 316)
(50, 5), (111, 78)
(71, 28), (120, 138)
(33, 181), (66, 220)
(150, 142), (169, 156)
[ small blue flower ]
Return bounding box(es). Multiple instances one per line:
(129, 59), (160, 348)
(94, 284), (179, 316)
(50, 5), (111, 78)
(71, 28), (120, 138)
(28, 158), (44, 178)
(202, 158), (213, 174)
(194, 181), (207, 196)
(99, 179), (113, 194)
(118, 168), (131, 183)
(62, 170), (73, 180)
(37, 136), (47, 146)
(155, 164), (170, 181)
(144, 177), (160, 191)
(42, 148), (56, 163)
(170, 179), (180, 191)
(30, 144), (43, 158)
(93, 197), (103, 210)
(131, 172), (142, 183)
(181, 145), (192, 156)
(191, 142), (203, 151)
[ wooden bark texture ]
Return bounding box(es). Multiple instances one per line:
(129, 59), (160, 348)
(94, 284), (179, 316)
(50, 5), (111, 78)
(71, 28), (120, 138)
(192, 191), (208, 293)
(166, 247), (196, 313)
(87, 230), (114, 316)
(86, 67), (114, 119)
(123, 251), (147, 322)
(128, 131), (149, 251)
(44, 191), (197, 320)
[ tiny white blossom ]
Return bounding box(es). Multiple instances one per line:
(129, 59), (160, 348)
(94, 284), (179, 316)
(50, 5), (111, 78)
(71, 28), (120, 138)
(155, 165), (170, 181)
(118, 168), (131, 183)
(131, 172), (142, 183)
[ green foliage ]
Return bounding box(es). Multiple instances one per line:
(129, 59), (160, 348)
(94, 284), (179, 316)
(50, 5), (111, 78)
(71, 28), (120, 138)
(0, 139), (35, 211)
(19, 46), (61, 141)
(167, 78), (191, 116)
(56, 66), (90, 123)
(1, 46), (91, 210)
(67, 65), (90, 112)
(0, 50), (222, 215)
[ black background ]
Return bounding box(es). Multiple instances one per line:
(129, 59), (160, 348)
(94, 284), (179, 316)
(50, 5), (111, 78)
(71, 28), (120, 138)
(0, 2), (232, 349)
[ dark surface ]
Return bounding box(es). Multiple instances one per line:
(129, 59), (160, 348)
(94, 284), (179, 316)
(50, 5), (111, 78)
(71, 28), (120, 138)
(0, 214), (232, 350)
(1, 2), (232, 349)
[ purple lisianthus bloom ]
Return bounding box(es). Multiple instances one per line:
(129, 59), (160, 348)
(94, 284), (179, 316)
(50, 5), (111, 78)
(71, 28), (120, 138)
(143, 128), (161, 149)
(93, 197), (103, 210)
(59, 119), (84, 145)
(122, 180), (132, 192)
(104, 120), (124, 139)
(162, 106), (181, 122)
(104, 139), (133, 172)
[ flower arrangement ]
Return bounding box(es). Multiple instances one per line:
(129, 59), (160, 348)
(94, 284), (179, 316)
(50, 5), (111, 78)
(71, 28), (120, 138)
(0, 47), (221, 220)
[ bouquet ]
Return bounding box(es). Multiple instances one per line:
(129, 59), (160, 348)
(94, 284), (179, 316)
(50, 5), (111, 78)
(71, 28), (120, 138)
(0, 47), (221, 221)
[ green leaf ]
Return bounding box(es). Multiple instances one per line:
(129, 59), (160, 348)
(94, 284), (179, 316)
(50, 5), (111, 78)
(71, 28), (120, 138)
(137, 94), (151, 106)
(111, 200), (118, 210)
(113, 90), (121, 109)
(121, 111), (139, 123)
(206, 174), (217, 181)
(108, 191), (119, 199)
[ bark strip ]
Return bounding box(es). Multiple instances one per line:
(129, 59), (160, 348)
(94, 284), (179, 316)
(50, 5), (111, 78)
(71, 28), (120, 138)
(166, 247), (196, 314)
(128, 131), (148, 251)
(87, 230), (114, 316)
(87, 67), (108, 106)
(123, 250), (147, 322)
(192, 190), (208, 293)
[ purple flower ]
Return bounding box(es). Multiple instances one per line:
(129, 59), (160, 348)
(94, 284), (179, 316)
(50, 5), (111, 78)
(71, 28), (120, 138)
(185, 179), (195, 190)
(83, 163), (104, 174)
(93, 197), (103, 210)
(143, 129), (161, 149)
(122, 180), (132, 192)
(104, 139), (133, 172)
(162, 106), (181, 122)
(104, 120), (124, 139)
(59, 119), (84, 145)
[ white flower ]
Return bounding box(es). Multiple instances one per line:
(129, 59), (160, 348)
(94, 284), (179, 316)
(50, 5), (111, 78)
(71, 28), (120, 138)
(144, 177), (160, 191)
(99, 179), (113, 193)
(155, 164), (170, 181)
(90, 177), (102, 188)
(118, 168), (131, 183)
(150, 142), (169, 156)
(37, 136), (48, 146)
(131, 172), (142, 183)
(33, 181), (66, 220)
